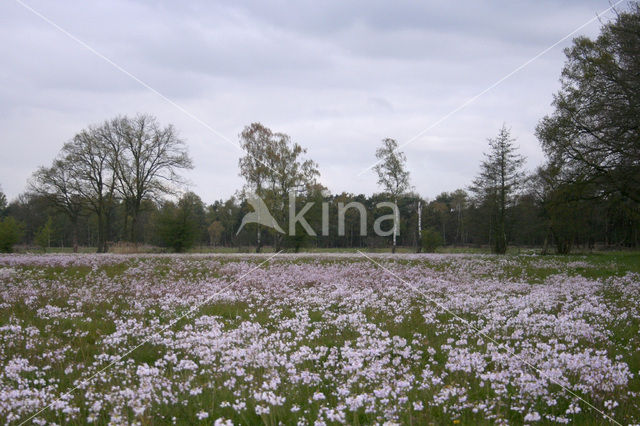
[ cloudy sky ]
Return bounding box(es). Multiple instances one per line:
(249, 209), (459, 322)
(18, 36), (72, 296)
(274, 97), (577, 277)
(0, 0), (617, 203)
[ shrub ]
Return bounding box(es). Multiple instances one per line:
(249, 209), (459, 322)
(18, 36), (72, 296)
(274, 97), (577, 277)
(34, 218), (52, 251)
(0, 217), (24, 253)
(156, 204), (199, 253)
(421, 228), (443, 253)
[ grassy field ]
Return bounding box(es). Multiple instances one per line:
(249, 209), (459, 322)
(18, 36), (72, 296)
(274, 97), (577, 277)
(0, 252), (638, 425)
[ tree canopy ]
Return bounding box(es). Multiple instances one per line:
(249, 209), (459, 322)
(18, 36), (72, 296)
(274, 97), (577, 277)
(30, 114), (193, 252)
(537, 4), (640, 204)
(238, 122), (320, 251)
(373, 138), (411, 252)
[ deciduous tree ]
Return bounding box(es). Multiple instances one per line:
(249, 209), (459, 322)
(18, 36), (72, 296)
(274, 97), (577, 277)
(30, 158), (84, 252)
(62, 126), (119, 252)
(238, 122), (320, 251)
(373, 138), (411, 253)
(0, 186), (7, 218)
(111, 115), (193, 243)
(0, 217), (23, 253)
(536, 5), (640, 204)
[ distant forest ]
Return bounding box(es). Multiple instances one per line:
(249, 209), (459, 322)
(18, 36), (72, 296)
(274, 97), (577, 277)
(0, 5), (638, 254)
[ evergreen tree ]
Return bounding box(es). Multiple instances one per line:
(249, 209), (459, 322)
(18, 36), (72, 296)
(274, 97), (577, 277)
(470, 126), (525, 254)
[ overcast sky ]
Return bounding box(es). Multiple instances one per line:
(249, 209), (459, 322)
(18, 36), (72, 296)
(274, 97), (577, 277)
(0, 0), (616, 203)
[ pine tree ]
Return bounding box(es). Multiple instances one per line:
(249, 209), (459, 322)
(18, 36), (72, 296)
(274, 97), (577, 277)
(470, 126), (525, 254)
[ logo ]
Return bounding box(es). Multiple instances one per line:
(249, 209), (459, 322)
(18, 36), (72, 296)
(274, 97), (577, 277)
(236, 192), (400, 237)
(236, 196), (285, 235)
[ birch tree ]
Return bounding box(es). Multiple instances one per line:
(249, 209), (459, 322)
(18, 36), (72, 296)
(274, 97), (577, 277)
(374, 138), (411, 253)
(238, 122), (319, 252)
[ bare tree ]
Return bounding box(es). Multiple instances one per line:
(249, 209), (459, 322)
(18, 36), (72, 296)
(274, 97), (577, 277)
(374, 138), (411, 253)
(33, 115), (192, 253)
(110, 115), (193, 243)
(62, 127), (119, 253)
(30, 157), (84, 252)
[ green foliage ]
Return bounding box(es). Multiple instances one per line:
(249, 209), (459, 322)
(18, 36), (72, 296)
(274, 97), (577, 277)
(533, 6), (640, 253)
(156, 193), (203, 252)
(207, 197), (243, 247)
(157, 207), (197, 253)
(238, 122), (321, 252)
(420, 228), (443, 252)
(0, 216), (24, 252)
(374, 138), (411, 197)
(207, 220), (224, 246)
(470, 126), (525, 254)
(374, 138), (411, 252)
(283, 223), (312, 252)
(34, 217), (53, 251)
(536, 5), (640, 204)
(2, 255), (639, 424)
(0, 188), (7, 218)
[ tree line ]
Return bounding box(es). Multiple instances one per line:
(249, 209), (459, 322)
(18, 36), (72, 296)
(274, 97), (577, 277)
(0, 4), (638, 254)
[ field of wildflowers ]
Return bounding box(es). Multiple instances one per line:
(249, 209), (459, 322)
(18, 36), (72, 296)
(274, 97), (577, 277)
(0, 253), (638, 425)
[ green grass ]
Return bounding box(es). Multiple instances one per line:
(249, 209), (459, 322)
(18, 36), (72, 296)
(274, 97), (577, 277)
(1, 252), (638, 425)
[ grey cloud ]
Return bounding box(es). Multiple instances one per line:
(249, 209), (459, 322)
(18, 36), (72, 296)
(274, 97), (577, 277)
(0, 0), (616, 203)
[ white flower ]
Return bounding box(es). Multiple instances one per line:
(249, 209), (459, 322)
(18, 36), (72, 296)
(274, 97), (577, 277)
(604, 400), (619, 410)
(524, 411), (541, 422)
(255, 405), (270, 415)
(312, 392), (326, 401)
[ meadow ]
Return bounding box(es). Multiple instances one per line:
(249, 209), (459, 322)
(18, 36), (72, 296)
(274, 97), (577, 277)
(0, 252), (639, 425)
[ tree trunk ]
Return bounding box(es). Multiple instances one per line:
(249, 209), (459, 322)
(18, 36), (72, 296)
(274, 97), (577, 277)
(275, 233), (282, 252)
(103, 207), (112, 253)
(416, 201), (422, 253)
(131, 212), (138, 246)
(552, 228), (572, 255)
(256, 226), (262, 253)
(492, 196), (507, 254)
(96, 211), (105, 253)
(72, 219), (79, 253)
(130, 199), (142, 245)
(392, 197), (397, 253)
(541, 229), (550, 255)
(123, 204), (129, 242)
